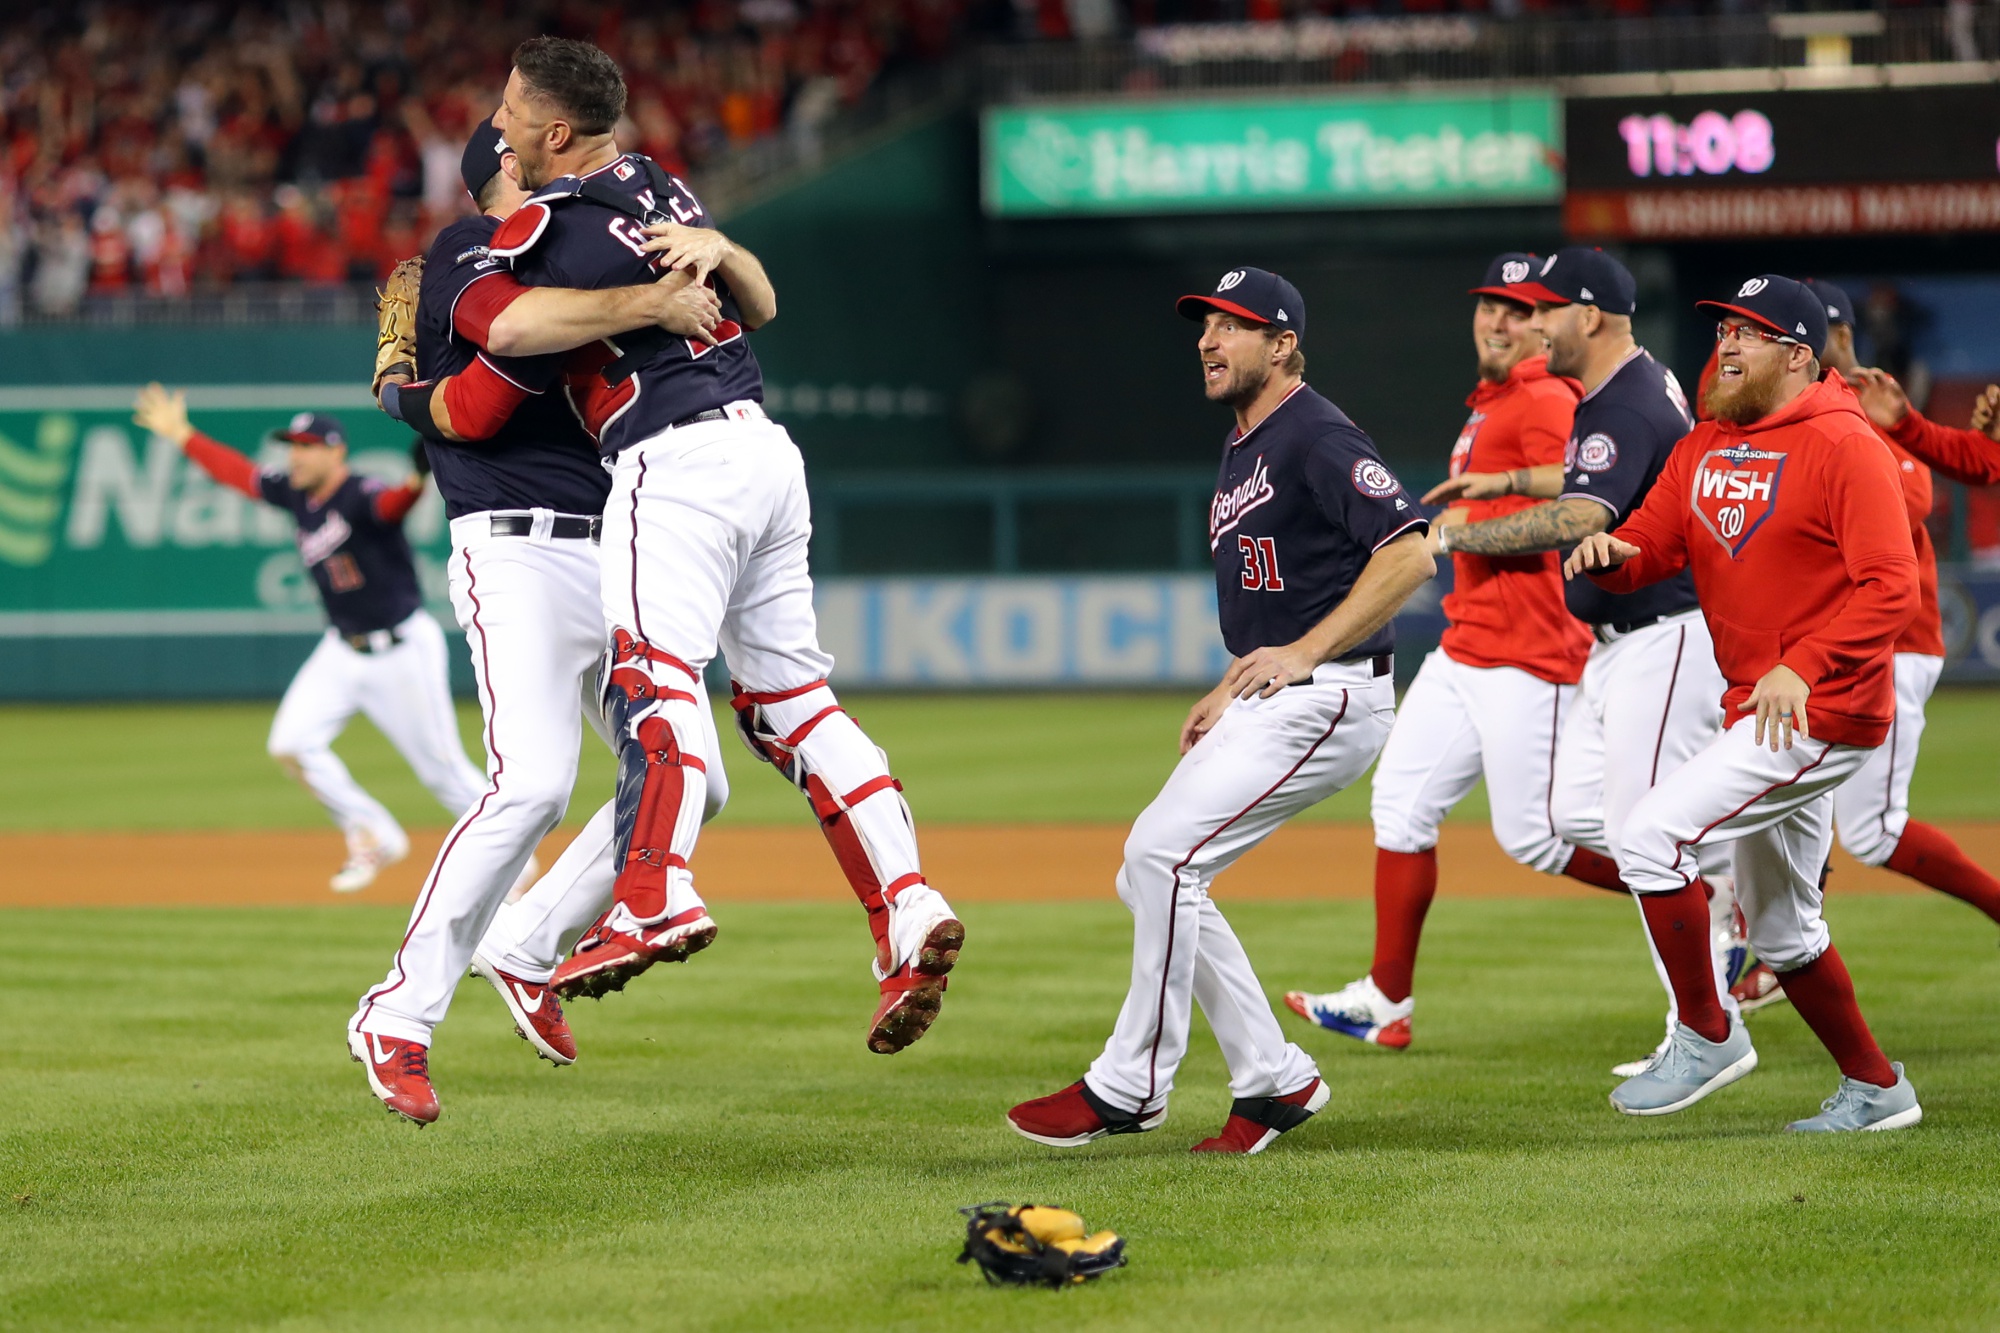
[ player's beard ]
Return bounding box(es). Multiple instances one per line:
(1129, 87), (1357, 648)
(510, 139), (553, 190)
(1207, 358), (1271, 407)
(1702, 355), (1786, 425)
(1476, 342), (1525, 383)
(1543, 324), (1585, 379)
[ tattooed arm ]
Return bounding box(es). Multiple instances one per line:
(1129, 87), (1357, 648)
(1439, 498), (1610, 556)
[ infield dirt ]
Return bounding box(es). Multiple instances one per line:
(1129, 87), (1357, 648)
(7, 821), (1990, 908)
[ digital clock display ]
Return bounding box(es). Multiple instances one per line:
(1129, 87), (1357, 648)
(1616, 111), (1774, 179)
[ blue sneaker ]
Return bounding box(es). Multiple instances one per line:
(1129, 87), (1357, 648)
(1285, 976), (1412, 1049)
(1787, 1063), (1922, 1133)
(1609, 1017), (1757, 1116)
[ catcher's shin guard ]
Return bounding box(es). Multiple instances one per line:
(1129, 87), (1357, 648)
(730, 681), (925, 964)
(605, 630), (708, 923)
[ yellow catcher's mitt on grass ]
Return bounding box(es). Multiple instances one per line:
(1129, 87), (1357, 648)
(373, 255), (424, 397)
(956, 1202), (1126, 1288)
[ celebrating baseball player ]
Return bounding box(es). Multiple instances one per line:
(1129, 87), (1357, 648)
(1285, 252), (1622, 1047)
(1568, 275), (1922, 1131)
(1008, 267), (1433, 1155)
(457, 37), (964, 1056)
(132, 389), (487, 893)
(346, 122), (735, 1123)
(1289, 248), (1743, 1071)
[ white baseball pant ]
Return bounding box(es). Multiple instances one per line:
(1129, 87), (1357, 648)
(1617, 717), (1873, 974)
(1370, 647), (1576, 873)
(1085, 662), (1396, 1116)
(1834, 653), (1944, 866)
(1548, 611), (1741, 1030)
(268, 608), (484, 857)
(352, 513), (722, 1046)
(594, 405), (924, 928)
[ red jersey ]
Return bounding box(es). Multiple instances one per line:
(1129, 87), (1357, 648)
(1887, 407), (2000, 489)
(1589, 374), (1917, 748)
(1439, 355), (1592, 684)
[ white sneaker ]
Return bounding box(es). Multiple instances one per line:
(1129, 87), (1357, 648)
(1612, 1033), (1672, 1078)
(502, 854), (541, 905)
(1284, 976), (1413, 1049)
(330, 828), (410, 893)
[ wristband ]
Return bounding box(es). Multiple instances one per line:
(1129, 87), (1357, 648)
(1436, 524), (1453, 554)
(389, 380), (450, 443)
(380, 380), (406, 421)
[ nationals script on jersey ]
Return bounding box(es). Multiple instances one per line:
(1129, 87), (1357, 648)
(487, 154), (763, 455)
(1208, 383), (1427, 660)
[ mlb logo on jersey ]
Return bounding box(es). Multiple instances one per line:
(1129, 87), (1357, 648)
(1692, 445), (1786, 557)
(614, 160), (636, 181)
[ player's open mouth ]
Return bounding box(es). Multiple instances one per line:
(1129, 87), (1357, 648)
(1718, 363), (1744, 379)
(1202, 360), (1227, 382)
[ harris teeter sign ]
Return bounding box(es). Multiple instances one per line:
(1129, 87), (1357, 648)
(983, 91), (1561, 217)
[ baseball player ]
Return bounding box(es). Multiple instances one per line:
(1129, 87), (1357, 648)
(1289, 249), (1742, 1070)
(465, 37), (963, 1056)
(1285, 252), (1623, 1048)
(345, 123), (736, 1123)
(1569, 275), (1922, 1131)
(1008, 268), (1433, 1155)
(131, 391), (487, 892)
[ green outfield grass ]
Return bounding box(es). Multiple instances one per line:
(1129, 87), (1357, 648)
(5, 687), (2000, 832)
(1, 896), (1996, 1331)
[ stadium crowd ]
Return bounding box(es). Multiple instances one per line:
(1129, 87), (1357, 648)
(0, 0), (964, 315)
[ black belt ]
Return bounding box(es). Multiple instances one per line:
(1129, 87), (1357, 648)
(1337, 654), (1393, 677)
(343, 629), (404, 654)
(1593, 616), (1660, 644)
(489, 514), (601, 542)
(672, 408), (730, 428)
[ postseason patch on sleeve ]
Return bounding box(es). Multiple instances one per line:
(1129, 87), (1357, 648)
(1351, 458), (1401, 498)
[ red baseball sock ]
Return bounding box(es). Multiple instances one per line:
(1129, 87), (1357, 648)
(1369, 848), (1436, 1004)
(1638, 885), (1729, 1043)
(1887, 821), (2000, 924)
(1562, 846), (1629, 894)
(1777, 947), (1896, 1087)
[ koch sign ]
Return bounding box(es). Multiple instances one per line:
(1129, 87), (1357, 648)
(983, 92), (1561, 216)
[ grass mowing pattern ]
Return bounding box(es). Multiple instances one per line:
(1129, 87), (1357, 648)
(6, 687), (2000, 831)
(2, 897), (1996, 1330)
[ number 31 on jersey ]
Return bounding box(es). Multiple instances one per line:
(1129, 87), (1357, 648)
(1239, 535), (1285, 591)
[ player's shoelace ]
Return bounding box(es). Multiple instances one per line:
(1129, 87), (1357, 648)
(1814, 1081), (1867, 1119)
(393, 1046), (429, 1080)
(1652, 1027), (1703, 1080)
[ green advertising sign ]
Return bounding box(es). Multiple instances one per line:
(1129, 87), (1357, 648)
(0, 385), (447, 636)
(983, 91), (1562, 216)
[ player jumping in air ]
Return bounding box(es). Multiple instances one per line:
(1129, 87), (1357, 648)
(1008, 267), (1434, 1154)
(1570, 276), (1922, 1131)
(131, 392), (490, 893)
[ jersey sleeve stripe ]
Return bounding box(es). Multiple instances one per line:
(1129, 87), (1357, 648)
(1557, 491), (1622, 516)
(1370, 516), (1430, 553)
(474, 351), (545, 394)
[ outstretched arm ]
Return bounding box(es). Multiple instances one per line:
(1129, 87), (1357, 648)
(133, 383), (260, 499)
(1851, 368), (2000, 489)
(1422, 462), (1565, 505)
(1438, 497), (1609, 556)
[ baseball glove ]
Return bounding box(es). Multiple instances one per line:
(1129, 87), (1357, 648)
(373, 255), (424, 398)
(956, 1202), (1126, 1288)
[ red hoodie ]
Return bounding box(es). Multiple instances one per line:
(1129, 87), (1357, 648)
(1440, 355), (1592, 685)
(1887, 407), (2000, 489)
(1588, 373), (1917, 748)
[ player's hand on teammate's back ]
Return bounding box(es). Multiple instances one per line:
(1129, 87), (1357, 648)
(1222, 641), (1320, 703)
(1848, 367), (1911, 431)
(646, 272), (723, 346)
(133, 383), (194, 447)
(640, 221), (734, 284)
(1743, 664), (1811, 751)
(1421, 472), (1510, 505)
(1562, 532), (1639, 580)
(1178, 685), (1232, 754)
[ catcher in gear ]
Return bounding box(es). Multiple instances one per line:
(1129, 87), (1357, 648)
(957, 1203), (1126, 1288)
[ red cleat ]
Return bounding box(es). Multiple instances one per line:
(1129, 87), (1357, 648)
(1008, 1079), (1167, 1147)
(1192, 1077), (1331, 1155)
(348, 1029), (440, 1125)
(1731, 960), (1788, 1014)
(471, 956), (576, 1065)
(867, 910), (964, 1054)
(550, 907), (717, 1000)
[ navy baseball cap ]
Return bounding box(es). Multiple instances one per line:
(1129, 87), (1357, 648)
(461, 122), (511, 202)
(277, 411), (347, 448)
(1803, 278), (1855, 328)
(1178, 267), (1305, 338)
(1513, 247), (1637, 316)
(1698, 275), (1828, 359)
(1469, 252), (1541, 304)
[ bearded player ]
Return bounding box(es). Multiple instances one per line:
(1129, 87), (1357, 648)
(1570, 276), (1921, 1131)
(1008, 268), (1433, 1154)
(1286, 253), (1606, 1047)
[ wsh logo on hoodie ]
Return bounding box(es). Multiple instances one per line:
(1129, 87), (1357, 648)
(1692, 445), (1786, 557)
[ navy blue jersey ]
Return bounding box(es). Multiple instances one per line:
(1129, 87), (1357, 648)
(1559, 349), (1701, 626)
(414, 215), (611, 520)
(257, 471), (423, 637)
(1209, 384), (1427, 660)
(490, 154), (762, 457)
